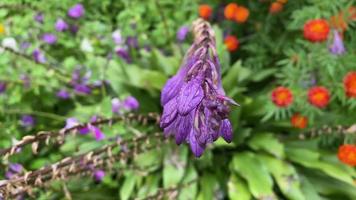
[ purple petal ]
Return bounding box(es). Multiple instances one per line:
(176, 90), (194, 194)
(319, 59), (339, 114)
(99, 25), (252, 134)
(175, 114), (192, 145)
(161, 75), (181, 106)
(79, 126), (90, 134)
(68, 3), (85, 19)
(163, 120), (176, 137)
(188, 129), (205, 157)
(123, 96), (139, 110)
(55, 18), (69, 32)
(177, 79), (203, 115)
(219, 119), (233, 143)
(65, 118), (79, 129)
(91, 126), (105, 141)
(160, 99), (178, 128)
(111, 98), (121, 113)
(93, 169), (105, 182)
(9, 163), (23, 173)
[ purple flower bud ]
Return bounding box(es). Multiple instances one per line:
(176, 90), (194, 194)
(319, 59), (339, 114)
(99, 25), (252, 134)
(0, 82), (7, 94)
(55, 18), (69, 32)
(329, 30), (345, 55)
(42, 33), (57, 44)
(126, 36), (138, 49)
(74, 84), (91, 95)
(9, 163), (23, 174)
(111, 98), (121, 113)
(21, 115), (35, 128)
(32, 49), (46, 63)
(93, 169), (105, 182)
(116, 47), (131, 63)
(56, 89), (71, 99)
(177, 26), (189, 42)
(34, 13), (44, 23)
(65, 118), (79, 129)
(68, 3), (85, 19)
(123, 96), (139, 110)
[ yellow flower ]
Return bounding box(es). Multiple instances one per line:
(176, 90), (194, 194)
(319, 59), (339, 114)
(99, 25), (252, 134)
(0, 23), (5, 35)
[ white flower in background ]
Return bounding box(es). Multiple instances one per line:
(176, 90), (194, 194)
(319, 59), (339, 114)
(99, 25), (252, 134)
(80, 38), (93, 53)
(0, 37), (18, 53)
(112, 29), (123, 45)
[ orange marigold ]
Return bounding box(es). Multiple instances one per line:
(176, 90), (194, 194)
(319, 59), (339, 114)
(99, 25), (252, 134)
(338, 144), (356, 166)
(269, 2), (283, 14)
(234, 6), (249, 24)
(291, 113), (308, 129)
(224, 3), (238, 20)
(343, 72), (356, 98)
(303, 19), (330, 42)
(307, 86), (330, 108)
(271, 87), (293, 107)
(199, 4), (213, 20)
(224, 35), (239, 52)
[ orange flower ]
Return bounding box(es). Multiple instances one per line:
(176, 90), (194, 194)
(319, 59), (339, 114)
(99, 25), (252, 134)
(338, 144), (356, 166)
(330, 12), (348, 31)
(277, 0), (288, 4)
(269, 2), (283, 14)
(234, 6), (249, 23)
(199, 4), (213, 20)
(343, 72), (356, 98)
(303, 19), (330, 42)
(224, 3), (238, 20)
(291, 113), (308, 129)
(348, 6), (356, 21)
(307, 86), (330, 108)
(271, 87), (293, 107)
(224, 35), (239, 52)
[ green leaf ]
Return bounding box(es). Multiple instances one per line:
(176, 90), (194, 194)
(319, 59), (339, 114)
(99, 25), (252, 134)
(247, 133), (285, 158)
(257, 154), (305, 200)
(197, 173), (217, 200)
(163, 146), (187, 187)
(120, 171), (137, 200)
(231, 152), (275, 199)
(228, 174), (251, 200)
(178, 163), (198, 200)
(134, 149), (162, 168)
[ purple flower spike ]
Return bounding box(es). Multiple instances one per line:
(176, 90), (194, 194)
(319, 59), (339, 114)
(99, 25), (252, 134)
(123, 96), (139, 110)
(56, 89), (71, 99)
(21, 115), (35, 128)
(160, 19), (238, 157)
(68, 3), (85, 19)
(177, 26), (189, 42)
(55, 18), (69, 32)
(329, 30), (345, 55)
(93, 169), (105, 182)
(0, 82), (7, 94)
(32, 49), (46, 63)
(34, 13), (44, 23)
(42, 33), (57, 45)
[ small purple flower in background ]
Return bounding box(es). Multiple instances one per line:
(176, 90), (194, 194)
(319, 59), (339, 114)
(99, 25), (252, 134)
(21, 115), (35, 128)
(55, 18), (69, 32)
(42, 33), (57, 45)
(5, 163), (23, 179)
(90, 125), (105, 141)
(32, 49), (46, 63)
(93, 169), (105, 182)
(20, 74), (31, 88)
(70, 68), (92, 95)
(20, 42), (31, 51)
(177, 26), (189, 42)
(115, 47), (131, 63)
(74, 84), (91, 94)
(111, 98), (121, 113)
(65, 117), (79, 129)
(112, 30), (123, 45)
(329, 30), (345, 55)
(34, 13), (44, 23)
(0, 82), (7, 94)
(79, 126), (90, 134)
(160, 19), (238, 157)
(123, 96), (139, 110)
(68, 3), (85, 19)
(56, 89), (71, 99)
(126, 36), (138, 49)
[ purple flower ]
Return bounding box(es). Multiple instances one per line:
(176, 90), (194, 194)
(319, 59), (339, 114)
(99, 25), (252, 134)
(65, 117), (79, 129)
(68, 3), (85, 19)
(21, 115), (35, 128)
(5, 171), (14, 179)
(126, 36), (138, 49)
(56, 89), (71, 99)
(0, 82), (7, 94)
(177, 26), (189, 42)
(79, 126), (90, 134)
(123, 96), (139, 110)
(112, 30), (123, 45)
(9, 163), (23, 174)
(20, 42), (31, 50)
(42, 33), (57, 44)
(160, 19), (238, 157)
(93, 169), (105, 182)
(34, 13), (44, 23)
(111, 98), (121, 113)
(55, 18), (69, 32)
(329, 30), (345, 55)
(115, 47), (131, 63)
(89, 125), (105, 141)
(32, 49), (46, 63)
(74, 84), (91, 94)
